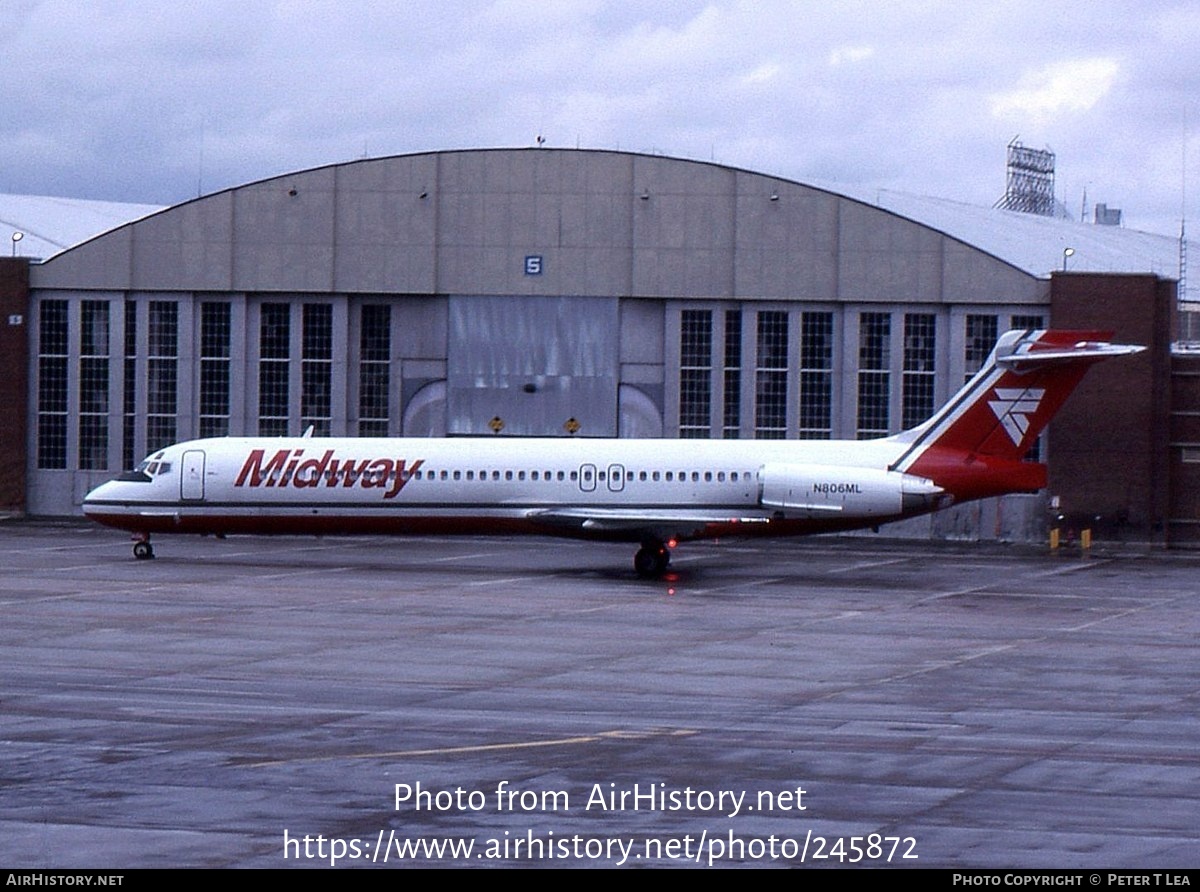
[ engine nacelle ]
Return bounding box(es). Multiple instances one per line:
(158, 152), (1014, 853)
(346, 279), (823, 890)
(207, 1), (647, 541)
(758, 463), (944, 519)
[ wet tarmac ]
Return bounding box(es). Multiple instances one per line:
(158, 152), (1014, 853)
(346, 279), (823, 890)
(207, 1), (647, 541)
(1, 522), (1196, 868)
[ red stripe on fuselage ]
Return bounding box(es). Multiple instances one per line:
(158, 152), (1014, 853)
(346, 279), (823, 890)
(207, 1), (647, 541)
(82, 509), (917, 544)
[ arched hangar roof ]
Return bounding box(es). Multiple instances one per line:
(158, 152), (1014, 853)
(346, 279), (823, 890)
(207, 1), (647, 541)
(32, 148), (1055, 305)
(0, 193), (162, 261)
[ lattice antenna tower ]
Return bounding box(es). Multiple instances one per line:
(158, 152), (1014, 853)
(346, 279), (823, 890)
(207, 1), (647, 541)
(994, 138), (1057, 216)
(1181, 106), (1189, 308)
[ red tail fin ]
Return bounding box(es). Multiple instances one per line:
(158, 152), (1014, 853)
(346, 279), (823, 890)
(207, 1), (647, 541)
(892, 330), (1142, 500)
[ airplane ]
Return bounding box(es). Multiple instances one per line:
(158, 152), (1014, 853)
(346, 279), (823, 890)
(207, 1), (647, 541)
(82, 329), (1141, 577)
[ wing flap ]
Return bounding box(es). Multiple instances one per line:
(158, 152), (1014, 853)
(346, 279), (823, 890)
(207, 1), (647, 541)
(527, 507), (772, 540)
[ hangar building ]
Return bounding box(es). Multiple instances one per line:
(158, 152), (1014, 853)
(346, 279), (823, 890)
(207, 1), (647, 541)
(0, 148), (1190, 543)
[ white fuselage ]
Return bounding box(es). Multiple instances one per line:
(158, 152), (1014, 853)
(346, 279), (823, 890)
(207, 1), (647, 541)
(82, 434), (939, 544)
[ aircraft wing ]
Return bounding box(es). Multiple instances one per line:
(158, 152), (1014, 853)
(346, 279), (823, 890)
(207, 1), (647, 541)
(526, 506), (773, 541)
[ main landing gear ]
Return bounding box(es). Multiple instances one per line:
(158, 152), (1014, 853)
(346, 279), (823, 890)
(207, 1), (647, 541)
(132, 533), (155, 560)
(633, 539), (670, 578)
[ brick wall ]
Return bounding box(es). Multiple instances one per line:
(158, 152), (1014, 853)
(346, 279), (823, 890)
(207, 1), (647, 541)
(1049, 272), (1175, 544)
(0, 258), (30, 514)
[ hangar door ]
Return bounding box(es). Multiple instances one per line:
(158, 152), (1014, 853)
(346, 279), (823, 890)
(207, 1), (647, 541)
(447, 296), (619, 437)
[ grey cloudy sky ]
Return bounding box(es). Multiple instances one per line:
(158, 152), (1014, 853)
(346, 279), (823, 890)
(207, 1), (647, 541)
(3, 0), (1198, 236)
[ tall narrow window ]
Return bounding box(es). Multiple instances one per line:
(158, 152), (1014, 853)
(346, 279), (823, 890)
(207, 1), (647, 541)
(258, 303), (290, 436)
(799, 312), (833, 439)
(147, 303), (178, 453)
(122, 301), (137, 469)
(902, 314), (936, 430)
(37, 301), (69, 469)
(302, 304), (333, 436)
(755, 311), (788, 438)
(965, 314), (998, 382)
(856, 312), (891, 439)
(359, 305), (391, 437)
(722, 310), (741, 439)
(78, 301), (110, 469)
(679, 309), (712, 438)
(199, 302), (232, 437)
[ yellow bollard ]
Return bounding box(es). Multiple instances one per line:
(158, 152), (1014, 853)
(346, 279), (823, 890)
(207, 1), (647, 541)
(1049, 527), (1060, 550)
(1081, 528), (1091, 553)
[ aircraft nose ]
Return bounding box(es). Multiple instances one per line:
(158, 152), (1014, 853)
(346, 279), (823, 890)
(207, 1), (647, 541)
(83, 478), (118, 507)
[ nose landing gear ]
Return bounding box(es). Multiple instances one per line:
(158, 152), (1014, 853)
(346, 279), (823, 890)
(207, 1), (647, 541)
(132, 533), (155, 560)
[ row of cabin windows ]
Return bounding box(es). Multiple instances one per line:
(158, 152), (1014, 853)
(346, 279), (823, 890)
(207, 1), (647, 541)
(279, 467), (755, 486)
(408, 468), (753, 484)
(265, 468), (748, 487)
